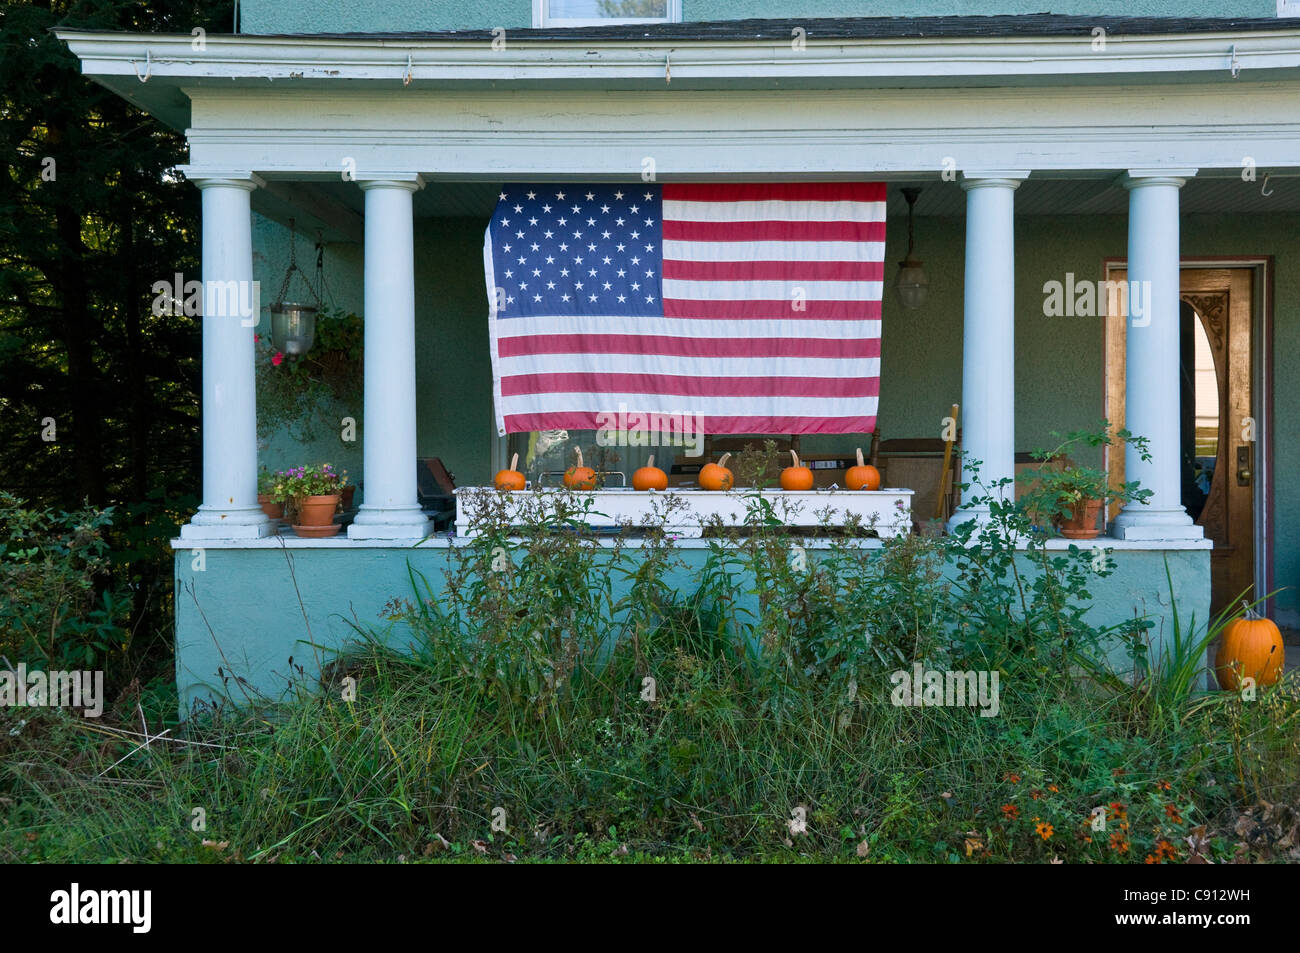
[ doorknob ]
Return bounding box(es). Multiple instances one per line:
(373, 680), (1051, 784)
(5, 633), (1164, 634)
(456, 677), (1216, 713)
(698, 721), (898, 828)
(1237, 446), (1252, 486)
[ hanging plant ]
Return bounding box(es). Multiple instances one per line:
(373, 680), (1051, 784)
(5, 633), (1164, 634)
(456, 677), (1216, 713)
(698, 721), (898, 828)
(256, 305), (364, 442)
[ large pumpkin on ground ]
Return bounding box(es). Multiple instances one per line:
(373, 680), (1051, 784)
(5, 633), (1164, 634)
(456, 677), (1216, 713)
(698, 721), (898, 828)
(1215, 606), (1285, 690)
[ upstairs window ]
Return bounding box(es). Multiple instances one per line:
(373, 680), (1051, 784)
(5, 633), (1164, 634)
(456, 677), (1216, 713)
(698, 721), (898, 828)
(534, 0), (682, 27)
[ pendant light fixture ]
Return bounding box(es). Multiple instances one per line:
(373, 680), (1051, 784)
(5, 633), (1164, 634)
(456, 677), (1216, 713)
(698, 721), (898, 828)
(269, 219), (320, 357)
(895, 187), (929, 311)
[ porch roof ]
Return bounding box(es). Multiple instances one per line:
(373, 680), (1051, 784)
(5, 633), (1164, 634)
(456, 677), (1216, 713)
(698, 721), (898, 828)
(56, 16), (1300, 134)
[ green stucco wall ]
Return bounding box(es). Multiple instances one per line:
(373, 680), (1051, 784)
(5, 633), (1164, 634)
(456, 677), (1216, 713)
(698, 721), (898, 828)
(253, 215), (495, 498)
(240, 1), (1282, 35)
(173, 542), (1209, 713)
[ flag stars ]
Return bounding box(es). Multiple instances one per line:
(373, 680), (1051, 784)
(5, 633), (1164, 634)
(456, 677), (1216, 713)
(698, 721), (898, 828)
(529, 217), (538, 226)
(556, 190), (566, 199)
(643, 191), (653, 200)
(589, 294), (598, 302)
(513, 204), (523, 213)
(614, 190), (624, 199)
(526, 190), (536, 199)
(585, 191), (595, 200)
(542, 204), (552, 213)
(600, 204), (610, 213)
(499, 191), (507, 201)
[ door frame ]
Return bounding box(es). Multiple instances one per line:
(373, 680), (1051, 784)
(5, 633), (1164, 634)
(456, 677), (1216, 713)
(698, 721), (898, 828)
(1101, 255), (1275, 616)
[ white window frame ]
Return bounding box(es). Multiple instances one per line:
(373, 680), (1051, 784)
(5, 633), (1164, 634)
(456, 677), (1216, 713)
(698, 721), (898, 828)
(533, 0), (682, 28)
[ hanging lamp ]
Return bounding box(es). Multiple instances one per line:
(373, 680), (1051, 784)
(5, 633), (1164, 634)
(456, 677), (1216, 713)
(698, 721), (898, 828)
(895, 187), (929, 311)
(269, 219), (320, 356)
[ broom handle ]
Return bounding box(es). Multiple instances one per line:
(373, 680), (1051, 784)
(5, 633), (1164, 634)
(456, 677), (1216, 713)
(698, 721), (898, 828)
(934, 403), (960, 520)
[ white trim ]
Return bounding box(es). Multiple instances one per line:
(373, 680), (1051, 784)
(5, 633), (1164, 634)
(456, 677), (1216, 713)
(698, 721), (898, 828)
(54, 28), (1300, 89)
(1279, 1), (1300, 19)
(533, 0), (682, 29)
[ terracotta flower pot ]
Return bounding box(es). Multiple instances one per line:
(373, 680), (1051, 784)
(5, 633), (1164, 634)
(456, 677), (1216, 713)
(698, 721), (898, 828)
(293, 494), (341, 538)
(1059, 499), (1103, 539)
(258, 494), (284, 520)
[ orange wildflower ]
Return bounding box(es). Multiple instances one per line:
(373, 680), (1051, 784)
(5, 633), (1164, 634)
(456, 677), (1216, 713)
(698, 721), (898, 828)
(1001, 803), (1020, 820)
(1036, 820), (1054, 841)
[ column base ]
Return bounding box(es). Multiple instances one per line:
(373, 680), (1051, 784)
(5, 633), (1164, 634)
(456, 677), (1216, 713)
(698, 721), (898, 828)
(1110, 508), (1205, 541)
(347, 506), (431, 540)
(180, 505), (276, 540)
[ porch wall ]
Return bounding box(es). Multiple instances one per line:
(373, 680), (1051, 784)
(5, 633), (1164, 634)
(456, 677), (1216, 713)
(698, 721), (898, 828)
(253, 209), (1300, 617)
(239, 1), (1281, 36)
(173, 541), (1209, 713)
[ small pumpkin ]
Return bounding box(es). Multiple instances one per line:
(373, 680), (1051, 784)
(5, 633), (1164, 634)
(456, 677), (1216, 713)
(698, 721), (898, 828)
(563, 447), (598, 490)
(1215, 604), (1285, 691)
(494, 453), (526, 492)
(845, 447), (881, 491)
(780, 449), (815, 491)
(698, 452), (734, 491)
(633, 454), (669, 491)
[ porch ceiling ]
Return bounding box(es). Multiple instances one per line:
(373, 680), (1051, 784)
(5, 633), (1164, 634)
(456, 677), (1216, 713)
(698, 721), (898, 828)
(260, 175), (1300, 241)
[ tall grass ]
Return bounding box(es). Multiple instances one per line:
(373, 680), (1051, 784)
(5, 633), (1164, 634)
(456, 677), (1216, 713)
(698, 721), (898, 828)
(2, 452), (1296, 863)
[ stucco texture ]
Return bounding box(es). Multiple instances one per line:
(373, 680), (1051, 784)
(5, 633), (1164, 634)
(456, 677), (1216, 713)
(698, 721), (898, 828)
(174, 543), (1208, 712)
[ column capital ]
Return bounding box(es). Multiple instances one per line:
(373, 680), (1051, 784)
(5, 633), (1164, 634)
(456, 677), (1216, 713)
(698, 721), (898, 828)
(1120, 169), (1197, 189)
(177, 168), (265, 191)
(960, 171), (1030, 191)
(354, 173), (425, 192)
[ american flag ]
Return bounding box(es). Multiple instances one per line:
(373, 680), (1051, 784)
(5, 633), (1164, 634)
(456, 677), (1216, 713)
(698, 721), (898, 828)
(483, 182), (885, 436)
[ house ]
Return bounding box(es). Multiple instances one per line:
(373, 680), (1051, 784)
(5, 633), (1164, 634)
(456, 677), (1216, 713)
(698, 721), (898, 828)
(57, 2), (1300, 711)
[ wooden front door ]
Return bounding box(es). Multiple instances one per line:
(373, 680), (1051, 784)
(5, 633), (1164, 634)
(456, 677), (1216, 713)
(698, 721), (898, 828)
(1105, 267), (1255, 615)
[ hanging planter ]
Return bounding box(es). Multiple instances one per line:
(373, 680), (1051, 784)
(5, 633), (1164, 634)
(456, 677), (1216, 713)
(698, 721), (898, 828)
(268, 219), (322, 357)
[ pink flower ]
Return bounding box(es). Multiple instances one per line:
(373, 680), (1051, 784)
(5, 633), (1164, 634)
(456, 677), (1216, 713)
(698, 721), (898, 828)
(272, 352), (284, 366)
(254, 334), (260, 343)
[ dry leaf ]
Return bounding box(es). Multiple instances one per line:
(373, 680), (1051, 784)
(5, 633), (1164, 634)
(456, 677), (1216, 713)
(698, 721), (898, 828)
(855, 839), (870, 858)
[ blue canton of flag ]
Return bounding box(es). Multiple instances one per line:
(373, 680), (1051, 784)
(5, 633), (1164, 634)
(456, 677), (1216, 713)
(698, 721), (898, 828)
(487, 185), (664, 318)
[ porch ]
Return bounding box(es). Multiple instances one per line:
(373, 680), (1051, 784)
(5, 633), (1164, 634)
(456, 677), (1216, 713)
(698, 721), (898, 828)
(56, 19), (1300, 707)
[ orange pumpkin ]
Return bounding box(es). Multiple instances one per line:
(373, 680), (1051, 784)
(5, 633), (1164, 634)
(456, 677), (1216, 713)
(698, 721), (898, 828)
(633, 454), (669, 491)
(845, 447), (881, 491)
(1215, 605), (1285, 691)
(494, 453), (526, 491)
(698, 452), (734, 491)
(563, 447), (598, 490)
(780, 449), (815, 491)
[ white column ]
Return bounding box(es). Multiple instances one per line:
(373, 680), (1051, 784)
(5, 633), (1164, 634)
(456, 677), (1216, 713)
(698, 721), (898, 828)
(349, 175), (431, 540)
(949, 172), (1028, 533)
(1111, 170), (1203, 540)
(180, 173), (273, 540)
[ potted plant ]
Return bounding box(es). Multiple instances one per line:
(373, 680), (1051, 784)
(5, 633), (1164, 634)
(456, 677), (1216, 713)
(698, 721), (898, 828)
(1017, 422), (1152, 539)
(271, 463), (349, 538)
(257, 468), (283, 520)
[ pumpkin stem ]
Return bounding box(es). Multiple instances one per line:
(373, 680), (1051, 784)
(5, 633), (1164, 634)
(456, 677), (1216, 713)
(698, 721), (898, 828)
(574, 447), (584, 468)
(856, 447), (865, 468)
(789, 449), (801, 469)
(718, 453), (731, 468)
(646, 454), (655, 469)
(509, 452), (518, 472)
